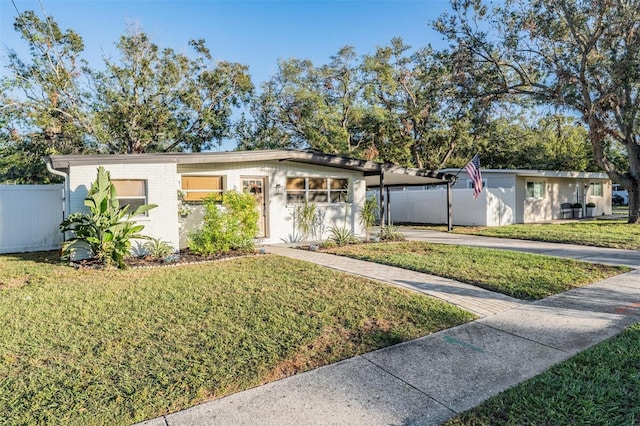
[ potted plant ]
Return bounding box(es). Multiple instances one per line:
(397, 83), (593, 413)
(586, 202), (596, 217)
(572, 202), (583, 218)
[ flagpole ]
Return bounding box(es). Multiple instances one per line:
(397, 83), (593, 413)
(454, 154), (478, 178)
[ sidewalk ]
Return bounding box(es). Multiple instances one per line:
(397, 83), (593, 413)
(139, 235), (640, 426)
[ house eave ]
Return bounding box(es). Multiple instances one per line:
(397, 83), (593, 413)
(47, 149), (455, 186)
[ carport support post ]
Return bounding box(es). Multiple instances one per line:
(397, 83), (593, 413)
(379, 169), (386, 228)
(447, 180), (453, 232)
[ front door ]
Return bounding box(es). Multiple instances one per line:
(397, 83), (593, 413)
(241, 177), (267, 238)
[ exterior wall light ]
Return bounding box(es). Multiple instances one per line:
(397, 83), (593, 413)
(275, 183), (282, 195)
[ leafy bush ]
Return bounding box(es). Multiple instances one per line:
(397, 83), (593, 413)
(293, 200), (318, 242)
(59, 166), (157, 269)
(143, 237), (175, 259)
(586, 202), (596, 208)
(328, 225), (358, 246)
(378, 224), (406, 241)
(358, 196), (379, 242)
(188, 190), (259, 255)
(573, 202), (583, 208)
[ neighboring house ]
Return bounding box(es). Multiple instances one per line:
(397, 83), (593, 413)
(46, 150), (453, 250)
(380, 169), (612, 226)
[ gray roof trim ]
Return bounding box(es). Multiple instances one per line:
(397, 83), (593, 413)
(440, 168), (610, 180)
(47, 149), (455, 185)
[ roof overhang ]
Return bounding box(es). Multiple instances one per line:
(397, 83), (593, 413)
(440, 168), (610, 180)
(47, 149), (455, 187)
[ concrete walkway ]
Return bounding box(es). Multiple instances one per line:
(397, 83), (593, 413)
(139, 234), (640, 426)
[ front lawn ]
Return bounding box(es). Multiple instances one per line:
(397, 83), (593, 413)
(0, 252), (474, 425)
(324, 242), (628, 300)
(422, 220), (640, 250)
(445, 322), (640, 425)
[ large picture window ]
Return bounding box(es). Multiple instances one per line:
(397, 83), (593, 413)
(286, 177), (348, 204)
(590, 182), (603, 197)
(112, 179), (147, 213)
(181, 176), (224, 202)
(526, 181), (545, 199)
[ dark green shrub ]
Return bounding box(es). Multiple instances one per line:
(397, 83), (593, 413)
(188, 190), (259, 255)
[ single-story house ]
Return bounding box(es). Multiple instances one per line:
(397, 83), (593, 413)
(379, 169), (612, 226)
(46, 150), (454, 250)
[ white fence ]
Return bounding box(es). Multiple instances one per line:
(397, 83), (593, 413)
(374, 187), (516, 226)
(0, 185), (64, 253)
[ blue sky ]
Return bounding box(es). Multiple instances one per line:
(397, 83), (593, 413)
(1, 0), (454, 149)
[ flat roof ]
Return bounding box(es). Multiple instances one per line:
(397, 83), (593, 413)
(440, 168), (610, 180)
(47, 149), (456, 187)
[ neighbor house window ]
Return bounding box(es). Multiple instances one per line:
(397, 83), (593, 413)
(112, 179), (147, 213)
(467, 179), (487, 190)
(590, 182), (603, 197)
(526, 181), (545, 199)
(286, 177), (349, 204)
(181, 176), (224, 202)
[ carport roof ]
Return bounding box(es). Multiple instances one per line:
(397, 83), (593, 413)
(47, 149), (455, 187)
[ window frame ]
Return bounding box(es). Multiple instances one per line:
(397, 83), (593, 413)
(286, 177), (349, 204)
(525, 180), (546, 199)
(111, 179), (148, 215)
(466, 179), (487, 190)
(590, 182), (603, 197)
(181, 175), (225, 203)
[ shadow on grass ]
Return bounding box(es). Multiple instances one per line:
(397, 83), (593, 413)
(0, 250), (62, 265)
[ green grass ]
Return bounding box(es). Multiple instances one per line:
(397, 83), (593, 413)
(0, 251), (474, 425)
(445, 322), (640, 425)
(324, 242), (628, 300)
(420, 220), (640, 250)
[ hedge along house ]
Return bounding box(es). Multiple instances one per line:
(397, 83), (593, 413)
(384, 169), (612, 227)
(46, 150), (454, 251)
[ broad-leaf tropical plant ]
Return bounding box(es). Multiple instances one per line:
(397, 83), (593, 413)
(59, 166), (157, 268)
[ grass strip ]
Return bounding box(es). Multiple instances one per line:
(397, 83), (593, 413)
(0, 251), (474, 425)
(420, 220), (640, 250)
(444, 322), (640, 425)
(324, 242), (628, 300)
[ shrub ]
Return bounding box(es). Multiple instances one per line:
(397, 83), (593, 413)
(59, 166), (157, 269)
(328, 225), (358, 246)
(188, 190), (259, 255)
(573, 202), (583, 208)
(143, 237), (175, 259)
(294, 200), (318, 242)
(358, 196), (379, 242)
(378, 224), (406, 241)
(586, 202), (596, 208)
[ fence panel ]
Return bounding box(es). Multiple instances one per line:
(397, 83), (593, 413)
(0, 185), (64, 253)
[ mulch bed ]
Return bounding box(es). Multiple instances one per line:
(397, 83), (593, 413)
(70, 249), (258, 270)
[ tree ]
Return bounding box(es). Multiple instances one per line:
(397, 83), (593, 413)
(237, 46), (372, 157)
(93, 28), (253, 153)
(362, 38), (485, 169)
(0, 10), (98, 183)
(436, 0), (640, 222)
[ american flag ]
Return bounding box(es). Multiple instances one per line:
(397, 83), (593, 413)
(464, 154), (483, 199)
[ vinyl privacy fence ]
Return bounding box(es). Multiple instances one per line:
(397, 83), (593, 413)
(0, 185), (64, 253)
(370, 188), (516, 226)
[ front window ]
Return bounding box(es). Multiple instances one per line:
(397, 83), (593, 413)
(181, 176), (224, 202)
(286, 177), (349, 204)
(112, 179), (148, 213)
(590, 182), (603, 197)
(526, 181), (545, 199)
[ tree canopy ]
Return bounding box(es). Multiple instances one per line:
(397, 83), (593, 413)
(435, 0), (640, 222)
(1, 10), (253, 182)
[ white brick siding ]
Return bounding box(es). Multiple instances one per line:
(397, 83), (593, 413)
(68, 163), (179, 252)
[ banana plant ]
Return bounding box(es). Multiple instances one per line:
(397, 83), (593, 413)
(60, 166), (157, 268)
